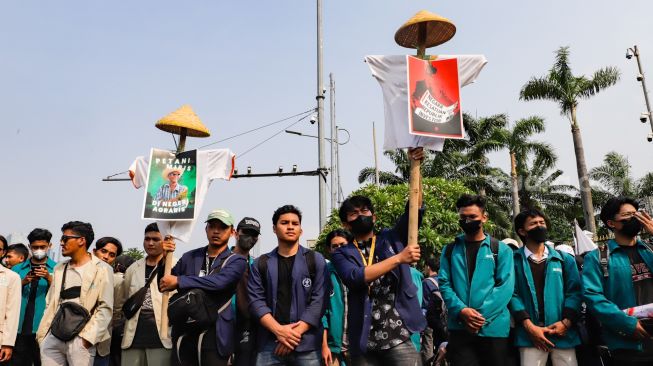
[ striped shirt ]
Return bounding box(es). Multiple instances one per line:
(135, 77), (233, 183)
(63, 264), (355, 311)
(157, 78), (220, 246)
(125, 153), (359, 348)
(155, 183), (187, 201)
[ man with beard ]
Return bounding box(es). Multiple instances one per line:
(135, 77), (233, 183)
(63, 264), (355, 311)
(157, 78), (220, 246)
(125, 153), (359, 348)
(583, 197), (653, 365)
(231, 217), (261, 366)
(332, 147), (426, 366)
(160, 209), (247, 366)
(438, 194), (515, 366)
(118, 225), (176, 366)
(510, 209), (582, 366)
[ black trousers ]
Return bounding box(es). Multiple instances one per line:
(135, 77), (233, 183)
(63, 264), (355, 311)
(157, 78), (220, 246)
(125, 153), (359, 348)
(446, 330), (513, 366)
(11, 334), (41, 366)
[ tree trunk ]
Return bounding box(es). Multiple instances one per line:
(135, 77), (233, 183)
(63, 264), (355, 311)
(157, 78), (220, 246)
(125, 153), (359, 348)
(570, 106), (597, 234)
(510, 152), (520, 218)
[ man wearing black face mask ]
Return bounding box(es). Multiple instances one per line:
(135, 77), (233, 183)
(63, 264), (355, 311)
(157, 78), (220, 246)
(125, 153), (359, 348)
(438, 194), (515, 366)
(583, 197), (653, 365)
(511, 209), (582, 365)
(332, 147), (426, 366)
(232, 217), (261, 366)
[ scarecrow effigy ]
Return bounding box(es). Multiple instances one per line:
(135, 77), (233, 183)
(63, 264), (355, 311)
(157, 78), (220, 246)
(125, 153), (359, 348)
(128, 104), (235, 338)
(366, 10), (487, 250)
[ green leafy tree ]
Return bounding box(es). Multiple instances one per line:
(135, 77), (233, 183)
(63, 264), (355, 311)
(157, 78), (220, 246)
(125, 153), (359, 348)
(123, 247), (145, 261)
(316, 177), (499, 262)
(520, 46), (620, 234)
(590, 151), (653, 198)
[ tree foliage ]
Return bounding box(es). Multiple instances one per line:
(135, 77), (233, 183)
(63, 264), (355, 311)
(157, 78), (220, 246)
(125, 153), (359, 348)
(316, 178), (498, 261)
(123, 247), (145, 261)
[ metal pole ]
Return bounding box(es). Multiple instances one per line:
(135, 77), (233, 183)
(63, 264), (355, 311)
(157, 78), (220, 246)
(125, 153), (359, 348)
(330, 73), (337, 211)
(316, 0), (327, 229)
(373, 121), (380, 186)
(336, 126), (342, 206)
(634, 46), (653, 135)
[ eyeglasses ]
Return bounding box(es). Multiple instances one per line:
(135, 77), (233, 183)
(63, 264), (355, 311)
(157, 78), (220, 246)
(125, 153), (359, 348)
(60, 235), (82, 243)
(168, 172), (181, 176)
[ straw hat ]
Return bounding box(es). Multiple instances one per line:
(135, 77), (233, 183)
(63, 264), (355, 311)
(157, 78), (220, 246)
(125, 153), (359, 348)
(162, 166), (184, 179)
(394, 10), (456, 49)
(155, 105), (211, 137)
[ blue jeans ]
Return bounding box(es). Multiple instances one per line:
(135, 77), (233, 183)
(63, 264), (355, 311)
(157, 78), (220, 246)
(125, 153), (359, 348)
(351, 340), (421, 366)
(255, 341), (321, 366)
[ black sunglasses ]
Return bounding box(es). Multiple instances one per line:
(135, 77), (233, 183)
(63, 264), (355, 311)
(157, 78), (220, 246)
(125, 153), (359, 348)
(60, 235), (82, 243)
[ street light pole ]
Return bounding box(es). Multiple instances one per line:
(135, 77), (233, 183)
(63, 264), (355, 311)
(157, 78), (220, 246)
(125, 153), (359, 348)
(316, 0), (327, 229)
(628, 45), (653, 139)
(330, 73), (338, 211)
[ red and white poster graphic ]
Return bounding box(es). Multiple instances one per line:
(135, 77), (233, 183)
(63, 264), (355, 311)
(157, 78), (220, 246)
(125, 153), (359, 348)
(407, 56), (464, 139)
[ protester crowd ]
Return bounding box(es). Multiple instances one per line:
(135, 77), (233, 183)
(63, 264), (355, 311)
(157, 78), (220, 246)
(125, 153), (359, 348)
(1, 159), (653, 366)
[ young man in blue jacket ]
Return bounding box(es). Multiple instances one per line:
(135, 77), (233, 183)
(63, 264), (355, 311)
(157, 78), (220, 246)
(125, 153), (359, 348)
(159, 209), (247, 366)
(248, 205), (328, 366)
(421, 256), (448, 366)
(510, 208), (582, 366)
(332, 148), (426, 366)
(438, 194), (515, 366)
(583, 196), (653, 364)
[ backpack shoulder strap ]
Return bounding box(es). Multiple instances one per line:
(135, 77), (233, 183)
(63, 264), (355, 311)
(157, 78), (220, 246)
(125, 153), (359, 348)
(489, 236), (500, 258)
(444, 241), (456, 267)
(426, 276), (439, 289)
(257, 254), (269, 290)
(304, 249), (317, 282)
(599, 244), (609, 278)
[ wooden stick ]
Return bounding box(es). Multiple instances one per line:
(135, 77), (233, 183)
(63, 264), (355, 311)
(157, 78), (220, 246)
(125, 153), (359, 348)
(408, 24), (427, 250)
(159, 127), (188, 339)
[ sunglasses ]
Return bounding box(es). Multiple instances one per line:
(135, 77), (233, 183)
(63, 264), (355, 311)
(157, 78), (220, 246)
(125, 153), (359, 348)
(60, 235), (82, 243)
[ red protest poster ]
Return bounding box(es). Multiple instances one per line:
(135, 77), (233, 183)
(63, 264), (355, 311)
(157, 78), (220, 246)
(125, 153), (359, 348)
(407, 56), (464, 139)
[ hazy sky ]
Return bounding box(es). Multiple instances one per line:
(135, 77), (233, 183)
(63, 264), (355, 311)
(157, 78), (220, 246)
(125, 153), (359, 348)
(2, 1), (651, 256)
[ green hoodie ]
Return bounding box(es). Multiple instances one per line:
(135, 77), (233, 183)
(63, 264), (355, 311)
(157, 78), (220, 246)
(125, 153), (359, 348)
(439, 234), (514, 337)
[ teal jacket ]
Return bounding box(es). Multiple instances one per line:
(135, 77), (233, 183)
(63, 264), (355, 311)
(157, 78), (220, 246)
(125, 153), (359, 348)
(510, 245), (582, 349)
(583, 239), (653, 351)
(439, 234), (514, 337)
(410, 267), (424, 351)
(323, 261), (346, 353)
(13, 258), (57, 334)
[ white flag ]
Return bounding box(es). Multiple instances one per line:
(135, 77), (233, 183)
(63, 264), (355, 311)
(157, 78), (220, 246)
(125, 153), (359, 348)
(574, 219), (597, 256)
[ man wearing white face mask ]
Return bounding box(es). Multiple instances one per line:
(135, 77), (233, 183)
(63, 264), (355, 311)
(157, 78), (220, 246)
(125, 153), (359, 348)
(13, 228), (57, 366)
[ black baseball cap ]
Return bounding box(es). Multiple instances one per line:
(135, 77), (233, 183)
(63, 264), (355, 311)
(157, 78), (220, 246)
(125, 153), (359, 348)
(237, 217), (261, 235)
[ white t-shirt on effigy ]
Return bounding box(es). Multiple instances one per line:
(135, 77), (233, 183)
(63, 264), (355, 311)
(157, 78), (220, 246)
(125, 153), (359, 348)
(129, 148), (235, 243)
(365, 55), (487, 151)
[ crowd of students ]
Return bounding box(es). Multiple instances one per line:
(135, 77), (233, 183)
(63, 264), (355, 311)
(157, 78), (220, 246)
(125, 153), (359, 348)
(0, 164), (652, 366)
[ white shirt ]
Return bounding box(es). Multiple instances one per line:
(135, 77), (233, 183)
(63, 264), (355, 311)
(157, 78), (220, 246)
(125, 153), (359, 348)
(524, 245), (549, 261)
(130, 148), (235, 243)
(365, 55), (487, 151)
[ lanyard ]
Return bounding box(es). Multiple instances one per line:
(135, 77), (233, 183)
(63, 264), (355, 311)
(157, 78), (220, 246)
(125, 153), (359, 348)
(354, 236), (376, 267)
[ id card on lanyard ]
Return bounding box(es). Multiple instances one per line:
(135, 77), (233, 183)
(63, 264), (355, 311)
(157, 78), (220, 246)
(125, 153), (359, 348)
(354, 236), (376, 267)
(198, 252), (212, 277)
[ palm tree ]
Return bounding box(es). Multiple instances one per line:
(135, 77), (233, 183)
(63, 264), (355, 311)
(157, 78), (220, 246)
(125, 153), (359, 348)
(520, 46), (620, 234)
(474, 116), (557, 218)
(590, 151), (653, 197)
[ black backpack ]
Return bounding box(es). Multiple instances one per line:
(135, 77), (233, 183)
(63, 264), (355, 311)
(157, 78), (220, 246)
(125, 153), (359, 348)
(167, 253), (236, 329)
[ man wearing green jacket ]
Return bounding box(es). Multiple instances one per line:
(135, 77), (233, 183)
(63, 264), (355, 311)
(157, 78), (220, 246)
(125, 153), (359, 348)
(583, 196), (653, 364)
(322, 229), (350, 366)
(439, 194), (515, 366)
(510, 208), (582, 366)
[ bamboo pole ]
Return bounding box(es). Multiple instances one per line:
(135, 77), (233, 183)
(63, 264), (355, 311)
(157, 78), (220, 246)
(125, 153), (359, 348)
(159, 127), (187, 339)
(407, 24), (427, 250)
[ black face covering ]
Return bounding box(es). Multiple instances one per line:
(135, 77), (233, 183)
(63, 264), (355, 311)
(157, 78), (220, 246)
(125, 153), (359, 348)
(237, 234), (258, 251)
(348, 215), (375, 236)
(526, 226), (548, 243)
(618, 217), (642, 238)
(459, 219), (482, 235)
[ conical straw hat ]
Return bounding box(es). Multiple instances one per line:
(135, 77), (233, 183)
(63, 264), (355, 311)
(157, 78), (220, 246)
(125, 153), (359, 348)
(155, 104), (211, 137)
(394, 10), (456, 49)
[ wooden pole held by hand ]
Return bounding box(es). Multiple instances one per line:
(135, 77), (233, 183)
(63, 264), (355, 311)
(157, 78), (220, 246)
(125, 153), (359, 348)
(160, 127), (187, 339)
